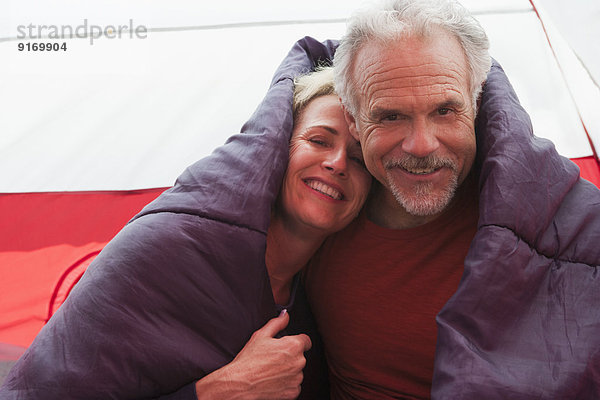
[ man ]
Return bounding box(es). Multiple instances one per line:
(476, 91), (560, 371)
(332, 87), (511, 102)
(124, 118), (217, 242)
(305, 0), (600, 398)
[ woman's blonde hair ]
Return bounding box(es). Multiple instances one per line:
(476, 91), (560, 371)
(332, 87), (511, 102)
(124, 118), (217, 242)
(293, 66), (336, 118)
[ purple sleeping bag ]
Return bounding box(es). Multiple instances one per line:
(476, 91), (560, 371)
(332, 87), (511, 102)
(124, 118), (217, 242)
(433, 61), (600, 399)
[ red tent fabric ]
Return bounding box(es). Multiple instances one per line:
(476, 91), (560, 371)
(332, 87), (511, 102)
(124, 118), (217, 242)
(573, 156), (600, 186)
(0, 189), (165, 348)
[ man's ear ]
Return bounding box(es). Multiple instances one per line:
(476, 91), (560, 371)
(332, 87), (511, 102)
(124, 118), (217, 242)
(476, 81), (485, 112)
(341, 101), (360, 141)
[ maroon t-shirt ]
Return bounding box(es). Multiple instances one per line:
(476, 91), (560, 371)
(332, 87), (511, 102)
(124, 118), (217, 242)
(305, 183), (478, 399)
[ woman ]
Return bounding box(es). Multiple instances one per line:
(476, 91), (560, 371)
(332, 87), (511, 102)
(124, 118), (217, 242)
(0, 52), (370, 400)
(190, 66), (370, 399)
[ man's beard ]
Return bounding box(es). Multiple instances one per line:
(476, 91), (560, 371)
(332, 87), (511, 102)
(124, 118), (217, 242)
(385, 154), (459, 217)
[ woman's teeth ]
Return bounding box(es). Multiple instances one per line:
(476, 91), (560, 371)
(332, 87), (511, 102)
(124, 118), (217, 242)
(305, 179), (343, 200)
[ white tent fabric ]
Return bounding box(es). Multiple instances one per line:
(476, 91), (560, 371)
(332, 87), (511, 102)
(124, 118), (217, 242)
(530, 0), (600, 160)
(538, 0), (600, 87)
(1, 0), (598, 192)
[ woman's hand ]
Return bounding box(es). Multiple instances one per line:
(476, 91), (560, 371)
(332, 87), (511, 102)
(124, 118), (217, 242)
(195, 310), (312, 400)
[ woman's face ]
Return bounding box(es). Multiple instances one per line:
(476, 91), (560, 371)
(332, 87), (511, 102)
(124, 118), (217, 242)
(279, 95), (372, 235)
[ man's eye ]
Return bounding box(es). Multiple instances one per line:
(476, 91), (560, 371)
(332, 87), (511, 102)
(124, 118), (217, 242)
(383, 114), (398, 121)
(438, 107), (452, 115)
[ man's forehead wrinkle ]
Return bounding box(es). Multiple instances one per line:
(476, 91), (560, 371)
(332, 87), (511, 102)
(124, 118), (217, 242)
(364, 75), (465, 102)
(359, 58), (466, 89)
(365, 83), (467, 117)
(366, 73), (462, 90)
(356, 55), (388, 101)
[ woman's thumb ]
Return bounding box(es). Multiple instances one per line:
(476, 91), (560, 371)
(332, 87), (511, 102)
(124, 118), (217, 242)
(257, 309), (290, 338)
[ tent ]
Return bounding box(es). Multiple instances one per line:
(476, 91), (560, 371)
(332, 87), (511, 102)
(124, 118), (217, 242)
(1, 0), (599, 381)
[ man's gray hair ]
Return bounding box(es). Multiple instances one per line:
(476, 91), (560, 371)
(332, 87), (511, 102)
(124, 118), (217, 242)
(334, 0), (491, 117)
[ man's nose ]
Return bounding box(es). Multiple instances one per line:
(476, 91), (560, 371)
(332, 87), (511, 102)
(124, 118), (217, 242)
(401, 119), (440, 157)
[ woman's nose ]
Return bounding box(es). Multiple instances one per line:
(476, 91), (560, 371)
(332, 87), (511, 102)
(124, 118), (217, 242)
(322, 149), (348, 177)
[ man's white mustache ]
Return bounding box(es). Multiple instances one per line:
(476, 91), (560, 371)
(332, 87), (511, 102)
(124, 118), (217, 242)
(385, 155), (457, 172)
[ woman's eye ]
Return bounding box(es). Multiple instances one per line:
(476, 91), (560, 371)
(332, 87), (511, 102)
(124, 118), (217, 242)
(351, 156), (366, 167)
(309, 138), (327, 146)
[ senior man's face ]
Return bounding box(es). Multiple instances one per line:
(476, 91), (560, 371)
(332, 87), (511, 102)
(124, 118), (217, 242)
(346, 28), (476, 218)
